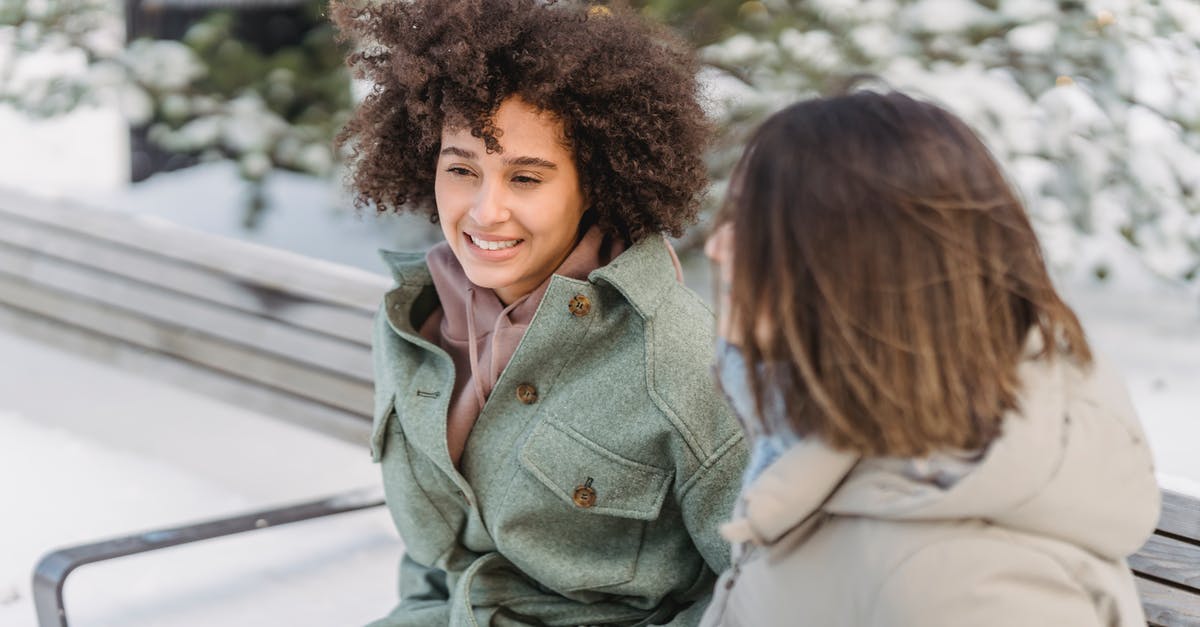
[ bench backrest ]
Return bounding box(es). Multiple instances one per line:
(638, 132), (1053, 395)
(1132, 489), (1200, 625)
(0, 188), (391, 444)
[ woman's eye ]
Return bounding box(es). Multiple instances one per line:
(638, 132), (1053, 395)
(512, 175), (541, 186)
(446, 166), (475, 177)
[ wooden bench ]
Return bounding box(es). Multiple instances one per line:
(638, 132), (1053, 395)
(0, 188), (390, 444)
(3, 189), (1199, 625)
(0, 189), (393, 626)
(1133, 489), (1200, 625)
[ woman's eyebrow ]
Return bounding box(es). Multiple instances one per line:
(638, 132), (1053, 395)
(440, 146), (557, 170)
(504, 156), (557, 170)
(440, 146), (477, 160)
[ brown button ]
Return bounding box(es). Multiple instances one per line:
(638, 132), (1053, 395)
(568, 294), (591, 317)
(516, 383), (538, 404)
(573, 478), (597, 508)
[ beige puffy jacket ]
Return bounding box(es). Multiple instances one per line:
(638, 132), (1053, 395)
(701, 345), (1160, 627)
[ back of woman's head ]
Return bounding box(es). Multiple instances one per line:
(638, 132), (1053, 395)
(720, 90), (1091, 457)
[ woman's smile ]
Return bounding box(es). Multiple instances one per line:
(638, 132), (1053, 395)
(464, 231), (525, 259)
(465, 229), (523, 251)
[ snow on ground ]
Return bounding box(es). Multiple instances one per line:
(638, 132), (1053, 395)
(0, 330), (403, 627)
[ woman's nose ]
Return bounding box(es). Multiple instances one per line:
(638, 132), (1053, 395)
(470, 181), (510, 226)
(705, 222), (732, 264)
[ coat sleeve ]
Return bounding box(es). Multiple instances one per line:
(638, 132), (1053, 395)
(867, 537), (1101, 627)
(679, 432), (748, 574)
(656, 433), (747, 626)
(366, 553), (451, 627)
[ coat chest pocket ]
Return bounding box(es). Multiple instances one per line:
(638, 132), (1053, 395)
(496, 417), (673, 593)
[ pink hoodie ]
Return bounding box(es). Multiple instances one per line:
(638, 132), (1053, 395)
(420, 226), (636, 466)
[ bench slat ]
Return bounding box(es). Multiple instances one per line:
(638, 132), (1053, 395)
(1162, 489), (1200, 540)
(1131, 533), (1200, 592)
(0, 211), (375, 345)
(0, 189), (392, 441)
(0, 242), (374, 381)
(0, 188), (392, 310)
(0, 304), (371, 444)
(1136, 576), (1200, 626)
(0, 272), (373, 417)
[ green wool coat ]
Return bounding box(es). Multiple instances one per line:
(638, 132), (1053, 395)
(367, 235), (748, 627)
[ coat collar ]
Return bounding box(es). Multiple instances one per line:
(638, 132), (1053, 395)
(587, 234), (680, 319)
(378, 233), (681, 322)
(379, 249), (432, 289)
(721, 332), (1062, 548)
(721, 439), (859, 546)
(723, 334), (1158, 562)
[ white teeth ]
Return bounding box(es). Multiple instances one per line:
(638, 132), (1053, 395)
(469, 234), (520, 251)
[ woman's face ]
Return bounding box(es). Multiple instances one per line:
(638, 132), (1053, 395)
(435, 97), (587, 305)
(704, 222), (737, 342)
(706, 221), (788, 348)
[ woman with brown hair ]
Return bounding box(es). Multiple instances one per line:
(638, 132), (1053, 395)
(332, 1), (746, 625)
(700, 90), (1160, 626)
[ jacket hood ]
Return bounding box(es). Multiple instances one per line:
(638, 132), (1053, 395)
(728, 334), (1160, 562)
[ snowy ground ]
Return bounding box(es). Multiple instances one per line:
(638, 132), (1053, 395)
(0, 330), (403, 627)
(2, 99), (1199, 626)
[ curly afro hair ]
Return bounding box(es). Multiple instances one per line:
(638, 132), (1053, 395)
(331, 0), (712, 242)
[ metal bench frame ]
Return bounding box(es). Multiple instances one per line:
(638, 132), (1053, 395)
(32, 487), (386, 627)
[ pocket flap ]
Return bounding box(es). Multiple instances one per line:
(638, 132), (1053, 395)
(518, 418), (672, 520)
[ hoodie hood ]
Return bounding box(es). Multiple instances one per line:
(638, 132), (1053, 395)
(727, 333), (1160, 562)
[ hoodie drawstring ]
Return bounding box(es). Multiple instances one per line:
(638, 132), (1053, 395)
(464, 286), (533, 409)
(465, 288), (487, 408)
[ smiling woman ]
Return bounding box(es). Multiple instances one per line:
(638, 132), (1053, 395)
(434, 98), (587, 306)
(330, 1), (746, 625)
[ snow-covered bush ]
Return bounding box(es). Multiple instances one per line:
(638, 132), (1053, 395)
(700, 0), (1200, 285)
(0, 1), (349, 184)
(4, 0), (1198, 284)
(0, 0), (125, 115)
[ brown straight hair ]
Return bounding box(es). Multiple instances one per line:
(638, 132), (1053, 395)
(718, 90), (1091, 457)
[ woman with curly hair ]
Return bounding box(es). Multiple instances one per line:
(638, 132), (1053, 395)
(331, 1), (746, 625)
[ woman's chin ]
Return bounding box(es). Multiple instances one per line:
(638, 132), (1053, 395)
(459, 264), (520, 296)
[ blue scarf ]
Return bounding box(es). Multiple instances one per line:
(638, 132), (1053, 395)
(714, 338), (801, 489)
